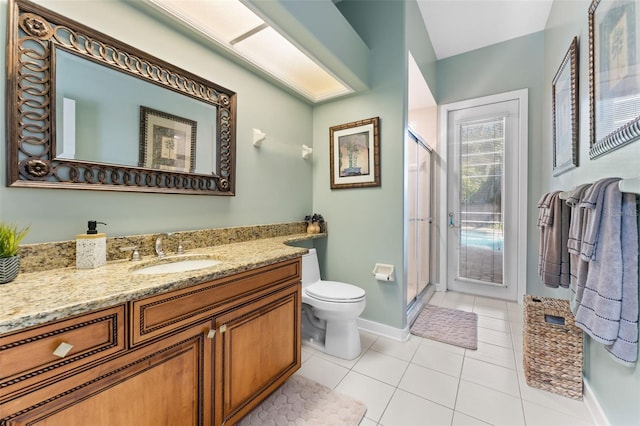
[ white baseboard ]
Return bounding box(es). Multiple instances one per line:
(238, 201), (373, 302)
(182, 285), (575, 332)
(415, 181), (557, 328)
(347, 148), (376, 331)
(357, 317), (409, 341)
(583, 378), (610, 426)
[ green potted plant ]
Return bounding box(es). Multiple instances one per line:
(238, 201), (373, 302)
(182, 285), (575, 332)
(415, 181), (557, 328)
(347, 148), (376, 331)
(0, 223), (29, 284)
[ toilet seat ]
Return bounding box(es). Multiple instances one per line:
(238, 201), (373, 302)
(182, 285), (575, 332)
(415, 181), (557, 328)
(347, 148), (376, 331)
(305, 281), (366, 303)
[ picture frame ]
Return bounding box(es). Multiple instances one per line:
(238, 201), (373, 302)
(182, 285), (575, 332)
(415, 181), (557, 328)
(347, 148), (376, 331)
(329, 117), (380, 189)
(588, 0), (640, 159)
(139, 106), (197, 173)
(552, 37), (579, 176)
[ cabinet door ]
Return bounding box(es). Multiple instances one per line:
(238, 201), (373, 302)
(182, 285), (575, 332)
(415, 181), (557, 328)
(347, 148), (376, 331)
(215, 283), (301, 425)
(1, 321), (215, 426)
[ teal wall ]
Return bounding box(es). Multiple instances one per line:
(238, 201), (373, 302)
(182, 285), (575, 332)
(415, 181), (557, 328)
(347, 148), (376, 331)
(542, 1), (640, 424)
(309, 0), (436, 331)
(0, 0), (313, 243)
(312, 0), (407, 330)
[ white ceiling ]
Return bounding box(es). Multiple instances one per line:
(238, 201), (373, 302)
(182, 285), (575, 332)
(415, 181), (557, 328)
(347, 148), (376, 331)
(417, 0), (554, 60)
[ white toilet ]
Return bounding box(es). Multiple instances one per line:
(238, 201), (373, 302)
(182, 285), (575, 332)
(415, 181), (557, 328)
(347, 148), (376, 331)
(301, 248), (366, 360)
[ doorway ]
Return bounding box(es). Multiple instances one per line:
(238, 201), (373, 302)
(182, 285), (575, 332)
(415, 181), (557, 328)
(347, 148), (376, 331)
(439, 90), (528, 302)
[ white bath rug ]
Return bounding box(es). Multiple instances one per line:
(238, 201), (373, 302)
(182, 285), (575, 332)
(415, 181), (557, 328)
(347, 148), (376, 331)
(238, 374), (367, 426)
(411, 304), (478, 350)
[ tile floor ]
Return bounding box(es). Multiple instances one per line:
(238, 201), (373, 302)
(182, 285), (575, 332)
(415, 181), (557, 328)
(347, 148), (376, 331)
(295, 291), (596, 426)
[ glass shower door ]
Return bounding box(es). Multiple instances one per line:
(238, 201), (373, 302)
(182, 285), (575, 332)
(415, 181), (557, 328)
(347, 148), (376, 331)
(407, 130), (432, 307)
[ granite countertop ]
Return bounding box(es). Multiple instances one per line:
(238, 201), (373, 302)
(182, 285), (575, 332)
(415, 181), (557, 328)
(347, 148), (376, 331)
(0, 233), (321, 334)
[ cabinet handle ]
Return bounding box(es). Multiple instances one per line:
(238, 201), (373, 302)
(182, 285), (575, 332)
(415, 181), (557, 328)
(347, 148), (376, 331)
(53, 342), (74, 358)
(206, 329), (216, 339)
(219, 324), (227, 334)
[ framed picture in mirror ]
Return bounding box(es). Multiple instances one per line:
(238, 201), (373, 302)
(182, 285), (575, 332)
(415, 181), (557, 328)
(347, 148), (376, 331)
(139, 107), (197, 173)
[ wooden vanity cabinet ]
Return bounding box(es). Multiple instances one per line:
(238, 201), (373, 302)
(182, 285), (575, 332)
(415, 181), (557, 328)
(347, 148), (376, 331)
(0, 257), (302, 426)
(1, 320), (214, 426)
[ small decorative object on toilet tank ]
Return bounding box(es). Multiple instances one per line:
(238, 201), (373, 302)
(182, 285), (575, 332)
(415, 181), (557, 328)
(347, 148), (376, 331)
(76, 220), (107, 269)
(0, 222), (29, 284)
(304, 213), (324, 234)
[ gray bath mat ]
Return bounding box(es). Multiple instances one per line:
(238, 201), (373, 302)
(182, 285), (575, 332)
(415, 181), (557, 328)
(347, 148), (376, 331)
(238, 374), (367, 425)
(411, 304), (478, 350)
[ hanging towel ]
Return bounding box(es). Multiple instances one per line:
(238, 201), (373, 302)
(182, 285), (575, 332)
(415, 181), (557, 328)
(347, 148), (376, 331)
(574, 181), (639, 365)
(579, 177), (622, 261)
(565, 184), (592, 314)
(605, 192), (639, 366)
(566, 183), (592, 253)
(537, 192), (555, 278)
(537, 192), (556, 279)
(537, 191), (556, 227)
(538, 191), (570, 288)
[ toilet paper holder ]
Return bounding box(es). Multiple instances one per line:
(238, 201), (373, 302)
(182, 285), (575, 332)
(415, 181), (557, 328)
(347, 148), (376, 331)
(372, 263), (395, 282)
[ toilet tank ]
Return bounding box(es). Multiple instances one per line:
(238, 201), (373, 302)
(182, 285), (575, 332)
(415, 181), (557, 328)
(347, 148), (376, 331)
(301, 248), (321, 287)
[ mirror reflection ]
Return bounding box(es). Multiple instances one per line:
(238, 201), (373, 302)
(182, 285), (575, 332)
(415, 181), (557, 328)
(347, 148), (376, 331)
(55, 50), (218, 175)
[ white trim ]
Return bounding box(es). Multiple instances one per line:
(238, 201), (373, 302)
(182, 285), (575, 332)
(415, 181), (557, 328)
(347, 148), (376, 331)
(438, 89), (528, 301)
(583, 378), (611, 426)
(357, 317), (410, 341)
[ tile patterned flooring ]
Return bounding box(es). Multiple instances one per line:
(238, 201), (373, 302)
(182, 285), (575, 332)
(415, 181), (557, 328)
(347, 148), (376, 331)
(295, 291), (596, 426)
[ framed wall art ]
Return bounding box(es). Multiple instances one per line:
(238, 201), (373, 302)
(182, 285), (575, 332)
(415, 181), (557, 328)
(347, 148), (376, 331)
(589, 0), (640, 159)
(552, 37), (579, 176)
(139, 106), (197, 173)
(329, 117), (380, 189)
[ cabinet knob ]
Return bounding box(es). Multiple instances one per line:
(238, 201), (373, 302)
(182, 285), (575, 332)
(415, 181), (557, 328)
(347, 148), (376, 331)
(206, 329), (216, 339)
(219, 324), (227, 334)
(53, 342), (74, 358)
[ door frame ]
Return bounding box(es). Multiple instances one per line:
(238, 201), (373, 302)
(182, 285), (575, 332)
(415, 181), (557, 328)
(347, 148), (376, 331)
(437, 89), (528, 303)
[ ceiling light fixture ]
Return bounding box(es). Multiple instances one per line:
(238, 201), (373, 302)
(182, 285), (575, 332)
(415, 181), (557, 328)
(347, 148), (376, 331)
(146, 0), (352, 103)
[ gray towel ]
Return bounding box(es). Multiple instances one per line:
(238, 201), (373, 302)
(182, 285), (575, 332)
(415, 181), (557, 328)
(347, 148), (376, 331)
(538, 192), (556, 278)
(574, 182), (639, 365)
(538, 191), (570, 288)
(605, 193), (638, 366)
(579, 177), (622, 261)
(566, 184), (592, 254)
(537, 191), (556, 228)
(565, 184), (592, 314)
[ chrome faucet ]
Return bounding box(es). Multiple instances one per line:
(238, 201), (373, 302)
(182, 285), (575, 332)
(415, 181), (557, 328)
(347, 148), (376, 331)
(155, 232), (173, 258)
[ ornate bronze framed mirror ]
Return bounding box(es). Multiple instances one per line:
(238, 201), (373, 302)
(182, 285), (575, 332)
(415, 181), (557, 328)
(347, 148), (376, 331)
(6, 0), (236, 195)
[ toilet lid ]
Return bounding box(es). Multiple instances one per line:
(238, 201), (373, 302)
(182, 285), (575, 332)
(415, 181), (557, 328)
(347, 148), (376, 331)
(305, 281), (366, 303)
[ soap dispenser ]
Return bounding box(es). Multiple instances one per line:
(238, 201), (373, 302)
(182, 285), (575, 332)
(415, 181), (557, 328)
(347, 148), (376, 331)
(76, 220), (107, 269)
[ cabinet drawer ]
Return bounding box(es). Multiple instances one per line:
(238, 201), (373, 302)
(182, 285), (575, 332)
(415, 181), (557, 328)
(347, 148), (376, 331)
(131, 257), (301, 346)
(0, 305), (126, 399)
(0, 320), (214, 425)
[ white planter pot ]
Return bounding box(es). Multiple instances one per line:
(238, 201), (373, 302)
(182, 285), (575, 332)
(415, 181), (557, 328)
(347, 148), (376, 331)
(0, 255), (20, 284)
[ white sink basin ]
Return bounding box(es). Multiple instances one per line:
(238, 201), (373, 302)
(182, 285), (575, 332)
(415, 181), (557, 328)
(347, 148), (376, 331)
(132, 259), (222, 275)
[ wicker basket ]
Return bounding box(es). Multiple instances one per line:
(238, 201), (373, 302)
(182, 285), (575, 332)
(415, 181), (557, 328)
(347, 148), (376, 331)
(523, 295), (583, 400)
